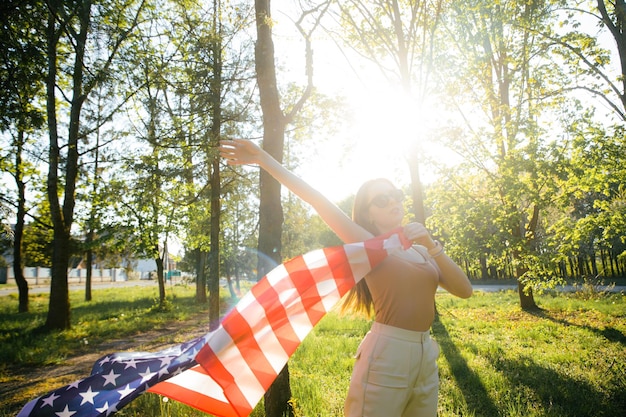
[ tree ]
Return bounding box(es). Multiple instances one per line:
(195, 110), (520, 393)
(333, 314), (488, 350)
(550, 117), (626, 279)
(331, 0), (446, 223)
(114, 42), (180, 306)
(596, 0), (626, 119)
(79, 84), (116, 302)
(43, 0), (147, 329)
(253, 1), (327, 415)
(0, 0), (47, 313)
(531, 1), (626, 122)
(436, 0), (581, 309)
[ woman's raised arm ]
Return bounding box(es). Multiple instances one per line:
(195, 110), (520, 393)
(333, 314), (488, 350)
(219, 139), (373, 243)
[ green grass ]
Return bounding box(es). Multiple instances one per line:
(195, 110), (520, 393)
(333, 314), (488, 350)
(433, 291), (626, 417)
(1, 287), (625, 416)
(0, 284), (210, 367)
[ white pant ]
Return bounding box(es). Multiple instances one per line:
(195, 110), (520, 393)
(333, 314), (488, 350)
(344, 322), (440, 417)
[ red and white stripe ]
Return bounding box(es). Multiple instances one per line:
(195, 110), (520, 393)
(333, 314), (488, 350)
(149, 230), (410, 416)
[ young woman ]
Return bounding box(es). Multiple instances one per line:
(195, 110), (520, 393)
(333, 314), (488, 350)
(219, 139), (473, 417)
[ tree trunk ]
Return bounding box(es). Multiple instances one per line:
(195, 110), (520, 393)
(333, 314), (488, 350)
(156, 251), (166, 304)
(254, 0), (285, 282)
(264, 368), (292, 417)
(44, 3), (69, 330)
(517, 279), (538, 310)
(46, 228), (71, 329)
(480, 254), (489, 280)
(255, 1), (292, 416)
(14, 130), (29, 313)
(44, 0), (91, 330)
(195, 248), (207, 303)
(513, 251), (538, 311)
(510, 220), (538, 310)
(408, 157), (426, 224)
(85, 247), (93, 301)
(208, 4), (222, 332)
(208, 125), (221, 333)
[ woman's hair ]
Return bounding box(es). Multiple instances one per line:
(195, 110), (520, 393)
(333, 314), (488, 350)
(341, 178), (395, 317)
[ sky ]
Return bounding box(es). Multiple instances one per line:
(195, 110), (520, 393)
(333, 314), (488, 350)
(268, 5), (450, 203)
(266, 3), (621, 204)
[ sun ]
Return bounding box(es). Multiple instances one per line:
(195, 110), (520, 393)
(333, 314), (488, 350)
(274, 22), (456, 202)
(298, 79), (449, 202)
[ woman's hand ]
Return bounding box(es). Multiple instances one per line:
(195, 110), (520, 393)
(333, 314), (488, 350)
(219, 139), (263, 165)
(403, 222), (436, 249)
(405, 222), (473, 297)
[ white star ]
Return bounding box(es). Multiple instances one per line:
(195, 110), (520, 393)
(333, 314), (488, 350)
(179, 351), (194, 363)
(159, 356), (173, 367)
(66, 379), (82, 390)
(79, 386), (99, 405)
(158, 366), (170, 377)
(55, 405), (76, 417)
(105, 403), (119, 416)
(139, 367), (156, 384)
(101, 369), (120, 387)
(95, 401), (109, 413)
(41, 392), (60, 407)
(123, 357), (138, 369)
(117, 384), (134, 399)
(98, 356), (111, 366)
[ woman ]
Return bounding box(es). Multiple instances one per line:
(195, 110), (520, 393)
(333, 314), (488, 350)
(219, 139), (473, 417)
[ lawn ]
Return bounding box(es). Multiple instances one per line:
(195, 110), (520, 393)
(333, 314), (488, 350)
(1, 284), (624, 416)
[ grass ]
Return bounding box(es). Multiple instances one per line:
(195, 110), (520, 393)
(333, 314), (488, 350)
(1, 285), (625, 416)
(0, 284), (211, 367)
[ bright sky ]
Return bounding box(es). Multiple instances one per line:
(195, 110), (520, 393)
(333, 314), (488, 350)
(269, 4), (620, 204)
(272, 12), (452, 203)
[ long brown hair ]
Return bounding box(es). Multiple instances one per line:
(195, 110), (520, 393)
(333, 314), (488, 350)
(341, 178), (395, 317)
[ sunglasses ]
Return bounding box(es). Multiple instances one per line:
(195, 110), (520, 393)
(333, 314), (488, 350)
(368, 189), (404, 208)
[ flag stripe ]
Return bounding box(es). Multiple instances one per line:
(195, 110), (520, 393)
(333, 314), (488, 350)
(222, 309), (279, 387)
(189, 235), (408, 416)
(251, 273), (302, 354)
(151, 367), (234, 416)
(193, 345), (254, 416)
(19, 230), (411, 417)
(286, 256), (324, 328)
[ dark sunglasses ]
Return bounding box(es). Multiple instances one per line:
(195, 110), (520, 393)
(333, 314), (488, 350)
(368, 189), (404, 208)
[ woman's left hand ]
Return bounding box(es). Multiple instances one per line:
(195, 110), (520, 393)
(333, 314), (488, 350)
(403, 222), (436, 249)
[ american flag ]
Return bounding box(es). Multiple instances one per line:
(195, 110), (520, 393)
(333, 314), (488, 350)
(18, 230), (410, 417)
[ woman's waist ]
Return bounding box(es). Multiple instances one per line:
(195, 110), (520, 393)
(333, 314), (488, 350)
(370, 321), (432, 342)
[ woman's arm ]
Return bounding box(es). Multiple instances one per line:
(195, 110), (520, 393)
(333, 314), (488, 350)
(431, 252), (473, 298)
(219, 139), (373, 243)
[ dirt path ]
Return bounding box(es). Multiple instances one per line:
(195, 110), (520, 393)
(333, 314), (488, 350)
(1, 313), (209, 415)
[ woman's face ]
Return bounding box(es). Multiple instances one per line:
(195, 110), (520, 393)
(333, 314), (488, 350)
(365, 181), (405, 234)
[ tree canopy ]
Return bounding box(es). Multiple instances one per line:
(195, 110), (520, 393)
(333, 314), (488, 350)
(0, 0), (623, 321)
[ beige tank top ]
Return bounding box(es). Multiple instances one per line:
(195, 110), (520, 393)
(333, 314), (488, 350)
(365, 246), (441, 332)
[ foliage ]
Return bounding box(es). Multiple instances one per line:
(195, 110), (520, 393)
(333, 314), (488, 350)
(0, 205), (13, 246)
(0, 0), (624, 321)
(21, 222), (54, 268)
(420, 0), (626, 311)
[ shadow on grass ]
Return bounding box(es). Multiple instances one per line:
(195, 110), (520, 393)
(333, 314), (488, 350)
(432, 318), (500, 417)
(487, 353), (626, 417)
(528, 308), (626, 347)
